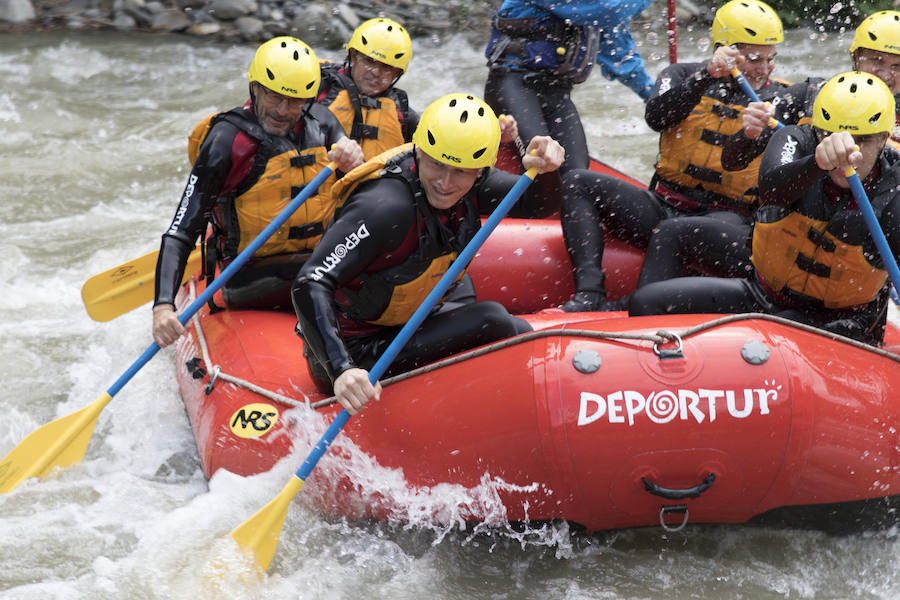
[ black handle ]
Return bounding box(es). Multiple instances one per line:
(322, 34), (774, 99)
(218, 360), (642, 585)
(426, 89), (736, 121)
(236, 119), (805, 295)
(642, 472), (716, 500)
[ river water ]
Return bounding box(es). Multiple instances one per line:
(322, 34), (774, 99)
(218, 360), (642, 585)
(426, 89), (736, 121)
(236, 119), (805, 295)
(2, 21), (900, 600)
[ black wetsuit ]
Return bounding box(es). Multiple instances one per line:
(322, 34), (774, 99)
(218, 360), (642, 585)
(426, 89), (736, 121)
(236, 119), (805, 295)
(561, 63), (796, 300)
(485, 70), (590, 175)
(636, 78), (829, 288)
(292, 159), (560, 391)
(629, 125), (900, 345)
(154, 102), (347, 312)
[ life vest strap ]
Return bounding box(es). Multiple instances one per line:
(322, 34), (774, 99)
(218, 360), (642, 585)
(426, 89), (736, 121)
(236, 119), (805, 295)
(795, 253), (831, 278)
(288, 222), (325, 240)
(806, 227), (836, 252)
(351, 122), (379, 140)
(290, 154), (317, 168)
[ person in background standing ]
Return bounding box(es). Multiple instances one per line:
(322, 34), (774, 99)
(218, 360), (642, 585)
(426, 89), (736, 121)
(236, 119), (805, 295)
(483, 0), (654, 175)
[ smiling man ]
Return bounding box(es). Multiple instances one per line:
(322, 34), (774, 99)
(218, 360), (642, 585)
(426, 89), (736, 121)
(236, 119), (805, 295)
(316, 18), (420, 160)
(629, 72), (900, 346)
(291, 93), (565, 414)
(152, 37), (365, 348)
(556, 0), (794, 312)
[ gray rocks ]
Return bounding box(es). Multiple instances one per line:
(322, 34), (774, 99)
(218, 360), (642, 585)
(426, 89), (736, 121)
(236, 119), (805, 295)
(0, 0), (502, 45)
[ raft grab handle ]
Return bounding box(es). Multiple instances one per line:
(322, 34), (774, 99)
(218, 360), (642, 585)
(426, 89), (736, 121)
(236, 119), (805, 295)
(642, 472), (716, 500)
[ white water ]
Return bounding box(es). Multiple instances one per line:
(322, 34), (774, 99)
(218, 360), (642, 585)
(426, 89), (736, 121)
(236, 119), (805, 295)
(2, 21), (900, 599)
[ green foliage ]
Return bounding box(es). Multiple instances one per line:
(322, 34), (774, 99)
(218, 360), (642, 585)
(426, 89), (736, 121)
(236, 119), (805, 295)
(712, 0), (895, 30)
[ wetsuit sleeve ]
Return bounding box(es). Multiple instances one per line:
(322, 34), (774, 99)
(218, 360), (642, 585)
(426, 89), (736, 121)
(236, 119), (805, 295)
(879, 190), (900, 268)
(775, 79), (817, 126)
(721, 81), (813, 172)
(645, 62), (714, 132)
(154, 121), (238, 307)
(402, 105), (420, 144)
(721, 129), (773, 172)
(292, 178), (416, 382)
(758, 125), (824, 206)
(474, 167), (563, 219)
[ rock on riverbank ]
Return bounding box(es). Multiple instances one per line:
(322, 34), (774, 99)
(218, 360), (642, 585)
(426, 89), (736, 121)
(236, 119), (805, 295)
(0, 0), (501, 46)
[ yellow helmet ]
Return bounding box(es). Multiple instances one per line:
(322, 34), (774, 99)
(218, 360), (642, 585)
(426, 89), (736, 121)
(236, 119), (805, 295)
(849, 11), (900, 56)
(711, 0), (783, 46)
(811, 71), (896, 135)
(412, 93), (501, 169)
(247, 37), (320, 99)
(347, 18), (412, 73)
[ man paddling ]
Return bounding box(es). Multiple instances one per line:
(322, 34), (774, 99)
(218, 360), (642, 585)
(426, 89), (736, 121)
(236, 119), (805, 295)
(633, 10), (900, 291)
(630, 71), (900, 345)
(559, 0), (792, 311)
(152, 37), (364, 347)
(291, 93), (564, 415)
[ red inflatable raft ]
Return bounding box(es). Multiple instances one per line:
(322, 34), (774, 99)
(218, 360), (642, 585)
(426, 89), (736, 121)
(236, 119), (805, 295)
(173, 157), (900, 532)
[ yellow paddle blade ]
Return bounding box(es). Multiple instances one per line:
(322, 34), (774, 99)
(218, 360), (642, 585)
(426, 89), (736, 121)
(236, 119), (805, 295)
(229, 476), (305, 572)
(0, 393), (112, 494)
(81, 247), (202, 322)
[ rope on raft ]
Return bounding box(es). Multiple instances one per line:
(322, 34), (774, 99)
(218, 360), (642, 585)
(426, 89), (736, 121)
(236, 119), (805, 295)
(187, 279), (311, 409)
(184, 280), (900, 410)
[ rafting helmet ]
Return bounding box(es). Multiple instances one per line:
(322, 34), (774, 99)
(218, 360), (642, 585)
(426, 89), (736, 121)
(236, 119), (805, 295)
(347, 18), (412, 73)
(811, 71), (895, 135)
(412, 93), (501, 169)
(711, 0), (784, 46)
(850, 11), (900, 56)
(248, 37), (320, 99)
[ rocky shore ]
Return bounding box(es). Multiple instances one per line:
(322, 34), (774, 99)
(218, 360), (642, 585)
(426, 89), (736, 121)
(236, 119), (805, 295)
(0, 0), (712, 48)
(0, 0), (504, 47)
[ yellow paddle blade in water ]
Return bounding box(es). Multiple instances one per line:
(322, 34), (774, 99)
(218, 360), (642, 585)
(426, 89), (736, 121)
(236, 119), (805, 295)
(229, 476), (305, 572)
(81, 247), (202, 322)
(0, 393), (112, 494)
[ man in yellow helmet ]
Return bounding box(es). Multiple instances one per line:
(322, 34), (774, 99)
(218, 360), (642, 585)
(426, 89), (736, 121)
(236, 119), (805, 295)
(630, 72), (900, 346)
(315, 17), (419, 159)
(558, 0), (796, 312)
(152, 37), (364, 348)
(633, 10), (900, 293)
(292, 93), (565, 414)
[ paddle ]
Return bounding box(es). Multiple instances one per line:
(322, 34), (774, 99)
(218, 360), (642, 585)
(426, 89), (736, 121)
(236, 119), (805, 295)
(0, 163), (337, 494)
(229, 164), (541, 572)
(730, 68), (783, 130)
(844, 166), (900, 299)
(81, 246), (203, 322)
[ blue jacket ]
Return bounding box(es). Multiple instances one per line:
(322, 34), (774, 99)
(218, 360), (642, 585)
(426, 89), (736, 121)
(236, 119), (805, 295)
(486, 0), (654, 99)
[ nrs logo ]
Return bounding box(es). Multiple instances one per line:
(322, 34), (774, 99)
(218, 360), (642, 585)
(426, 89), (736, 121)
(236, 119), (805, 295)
(229, 403), (279, 439)
(838, 124), (859, 131)
(281, 86), (299, 95)
(442, 153), (462, 163)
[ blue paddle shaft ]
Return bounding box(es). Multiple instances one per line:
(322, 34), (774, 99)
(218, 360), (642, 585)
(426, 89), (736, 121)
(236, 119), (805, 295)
(104, 164), (335, 398)
(846, 171), (900, 293)
(294, 168), (539, 482)
(731, 69), (783, 130)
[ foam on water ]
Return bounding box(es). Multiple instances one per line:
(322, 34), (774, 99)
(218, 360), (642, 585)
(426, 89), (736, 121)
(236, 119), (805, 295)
(4, 27), (900, 600)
